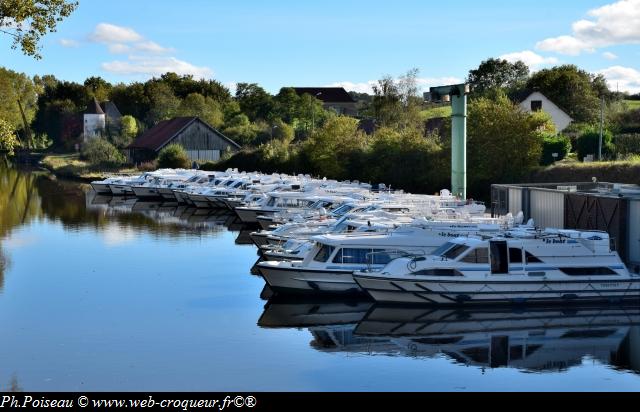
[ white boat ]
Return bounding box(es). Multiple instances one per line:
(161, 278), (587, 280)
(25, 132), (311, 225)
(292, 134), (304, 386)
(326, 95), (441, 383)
(353, 228), (640, 305)
(257, 221), (512, 295)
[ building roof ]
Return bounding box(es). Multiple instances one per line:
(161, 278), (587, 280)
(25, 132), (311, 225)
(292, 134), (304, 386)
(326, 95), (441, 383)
(292, 87), (355, 103)
(127, 117), (241, 151)
(100, 101), (122, 119)
(84, 98), (105, 115)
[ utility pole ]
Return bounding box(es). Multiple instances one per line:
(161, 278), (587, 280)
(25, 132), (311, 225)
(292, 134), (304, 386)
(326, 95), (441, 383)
(598, 95), (604, 161)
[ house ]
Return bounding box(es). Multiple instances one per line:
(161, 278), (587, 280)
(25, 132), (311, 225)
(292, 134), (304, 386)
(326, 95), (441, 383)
(292, 87), (358, 116)
(514, 91), (573, 132)
(83, 98), (123, 140)
(83, 98), (105, 141)
(126, 117), (241, 164)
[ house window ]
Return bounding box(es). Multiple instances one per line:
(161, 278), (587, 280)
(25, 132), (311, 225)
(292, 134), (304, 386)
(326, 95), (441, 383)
(531, 100), (542, 112)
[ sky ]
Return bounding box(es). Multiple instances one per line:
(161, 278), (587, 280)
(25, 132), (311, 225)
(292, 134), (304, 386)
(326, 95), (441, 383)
(1, 0), (639, 94)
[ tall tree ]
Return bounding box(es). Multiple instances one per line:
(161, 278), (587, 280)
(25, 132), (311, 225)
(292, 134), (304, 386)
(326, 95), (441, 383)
(274, 87), (301, 124)
(177, 92), (224, 128)
(466, 92), (548, 187)
(0, 0), (78, 59)
(526, 65), (606, 123)
(145, 82), (180, 126)
(468, 58), (529, 96)
(84, 76), (112, 102)
(371, 75), (403, 128)
(0, 67), (38, 134)
(235, 83), (275, 121)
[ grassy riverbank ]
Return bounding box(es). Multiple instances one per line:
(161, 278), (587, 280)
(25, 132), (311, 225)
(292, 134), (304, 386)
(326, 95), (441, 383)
(41, 153), (137, 181)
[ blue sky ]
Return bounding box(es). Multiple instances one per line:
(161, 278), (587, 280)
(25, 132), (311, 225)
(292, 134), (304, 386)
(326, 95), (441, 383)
(1, 0), (639, 93)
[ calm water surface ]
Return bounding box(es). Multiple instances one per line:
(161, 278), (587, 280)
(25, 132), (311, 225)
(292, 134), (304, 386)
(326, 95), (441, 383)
(0, 160), (639, 391)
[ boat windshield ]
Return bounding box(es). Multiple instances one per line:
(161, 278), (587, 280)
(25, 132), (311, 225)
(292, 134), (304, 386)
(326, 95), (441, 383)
(432, 242), (470, 260)
(313, 244), (335, 263)
(331, 204), (354, 217)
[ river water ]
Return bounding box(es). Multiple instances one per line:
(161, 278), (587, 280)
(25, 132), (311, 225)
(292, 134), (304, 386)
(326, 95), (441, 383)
(0, 159), (639, 391)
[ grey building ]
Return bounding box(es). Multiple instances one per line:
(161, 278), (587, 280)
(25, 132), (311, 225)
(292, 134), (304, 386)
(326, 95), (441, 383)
(126, 117), (240, 164)
(492, 182), (640, 270)
(292, 87), (358, 116)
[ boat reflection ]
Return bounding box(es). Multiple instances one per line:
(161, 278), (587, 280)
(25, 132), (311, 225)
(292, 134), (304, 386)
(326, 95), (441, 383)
(260, 299), (640, 374)
(258, 297), (373, 328)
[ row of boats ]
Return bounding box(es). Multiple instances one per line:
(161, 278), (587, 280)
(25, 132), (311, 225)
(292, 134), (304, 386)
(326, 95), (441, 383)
(91, 168), (640, 306)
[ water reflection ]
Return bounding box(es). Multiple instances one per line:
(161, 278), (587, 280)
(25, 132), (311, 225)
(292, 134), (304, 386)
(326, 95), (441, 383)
(259, 301), (640, 374)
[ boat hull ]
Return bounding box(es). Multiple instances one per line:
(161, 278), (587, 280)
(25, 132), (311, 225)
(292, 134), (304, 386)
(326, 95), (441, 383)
(132, 186), (162, 199)
(108, 184), (133, 195)
(257, 263), (365, 295)
(90, 183), (112, 194)
(158, 187), (177, 201)
(353, 274), (640, 306)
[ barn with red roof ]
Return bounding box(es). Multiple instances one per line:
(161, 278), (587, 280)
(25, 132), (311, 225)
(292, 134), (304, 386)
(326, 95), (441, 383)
(126, 117), (240, 164)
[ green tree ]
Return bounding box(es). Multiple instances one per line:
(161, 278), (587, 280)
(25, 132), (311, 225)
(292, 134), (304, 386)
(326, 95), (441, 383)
(467, 93), (546, 187)
(468, 58), (529, 96)
(157, 143), (190, 169)
(84, 76), (112, 102)
(145, 82), (180, 126)
(110, 82), (150, 121)
(235, 83), (275, 121)
(0, 0), (78, 59)
(159, 72), (231, 102)
(575, 128), (614, 160)
(0, 119), (21, 155)
(303, 116), (366, 179)
(541, 134), (571, 165)
(177, 93), (224, 128)
(81, 138), (126, 166)
(371, 75), (403, 128)
(274, 87), (301, 124)
(526, 65), (606, 123)
(270, 119), (294, 144)
(110, 115), (138, 148)
(0, 67), (38, 134)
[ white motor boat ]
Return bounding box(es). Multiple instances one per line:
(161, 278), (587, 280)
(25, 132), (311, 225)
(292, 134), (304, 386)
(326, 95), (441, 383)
(257, 221), (512, 295)
(353, 228), (640, 305)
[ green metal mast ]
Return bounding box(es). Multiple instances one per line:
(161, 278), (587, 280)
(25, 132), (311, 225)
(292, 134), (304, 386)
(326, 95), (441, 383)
(428, 83), (469, 199)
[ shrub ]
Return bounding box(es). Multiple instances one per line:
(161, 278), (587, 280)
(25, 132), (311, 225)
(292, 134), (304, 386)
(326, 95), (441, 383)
(576, 128), (614, 161)
(137, 160), (157, 171)
(81, 138), (126, 166)
(613, 133), (640, 158)
(0, 119), (20, 155)
(541, 134), (571, 165)
(157, 144), (190, 169)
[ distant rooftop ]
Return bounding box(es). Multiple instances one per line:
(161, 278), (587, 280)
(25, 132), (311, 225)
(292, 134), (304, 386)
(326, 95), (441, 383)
(84, 97), (105, 115)
(292, 87), (355, 103)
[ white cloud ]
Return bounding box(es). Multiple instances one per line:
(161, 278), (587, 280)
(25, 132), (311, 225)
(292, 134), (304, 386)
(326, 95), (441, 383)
(328, 76), (464, 94)
(90, 23), (143, 44)
(87, 22), (212, 80)
(597, 65), (640, 94)
(536, 0), (640, 55)
(498, 50), (559, 68)
(602, 51), (619, 60)
(536, 36), (592, 56)
(327, 81), (377, 94)
(134, 40), (173, 54)
(107, 43), (131, 54)
(102, 56), (213, 79)
(59, 38), (80, 48)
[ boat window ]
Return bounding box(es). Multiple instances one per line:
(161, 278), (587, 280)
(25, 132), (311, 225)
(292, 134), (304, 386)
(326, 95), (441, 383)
(509, 248), (523, 263)
(313, 244), (335, 263)
(413, 269), (461, 277)
(461, 248), (489, 264)
(490, 241), (509, 274)
(559, 267), (618, 276)
(443, 244), (469, 260)
(525, 251), (543, 263)
(266, 197), (276, 207)
(332, 248), (393, 264)
(432, 242), (456, 257)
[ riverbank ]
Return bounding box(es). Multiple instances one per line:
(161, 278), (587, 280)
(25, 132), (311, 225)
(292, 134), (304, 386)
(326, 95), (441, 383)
(40, 153), (137, 182)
